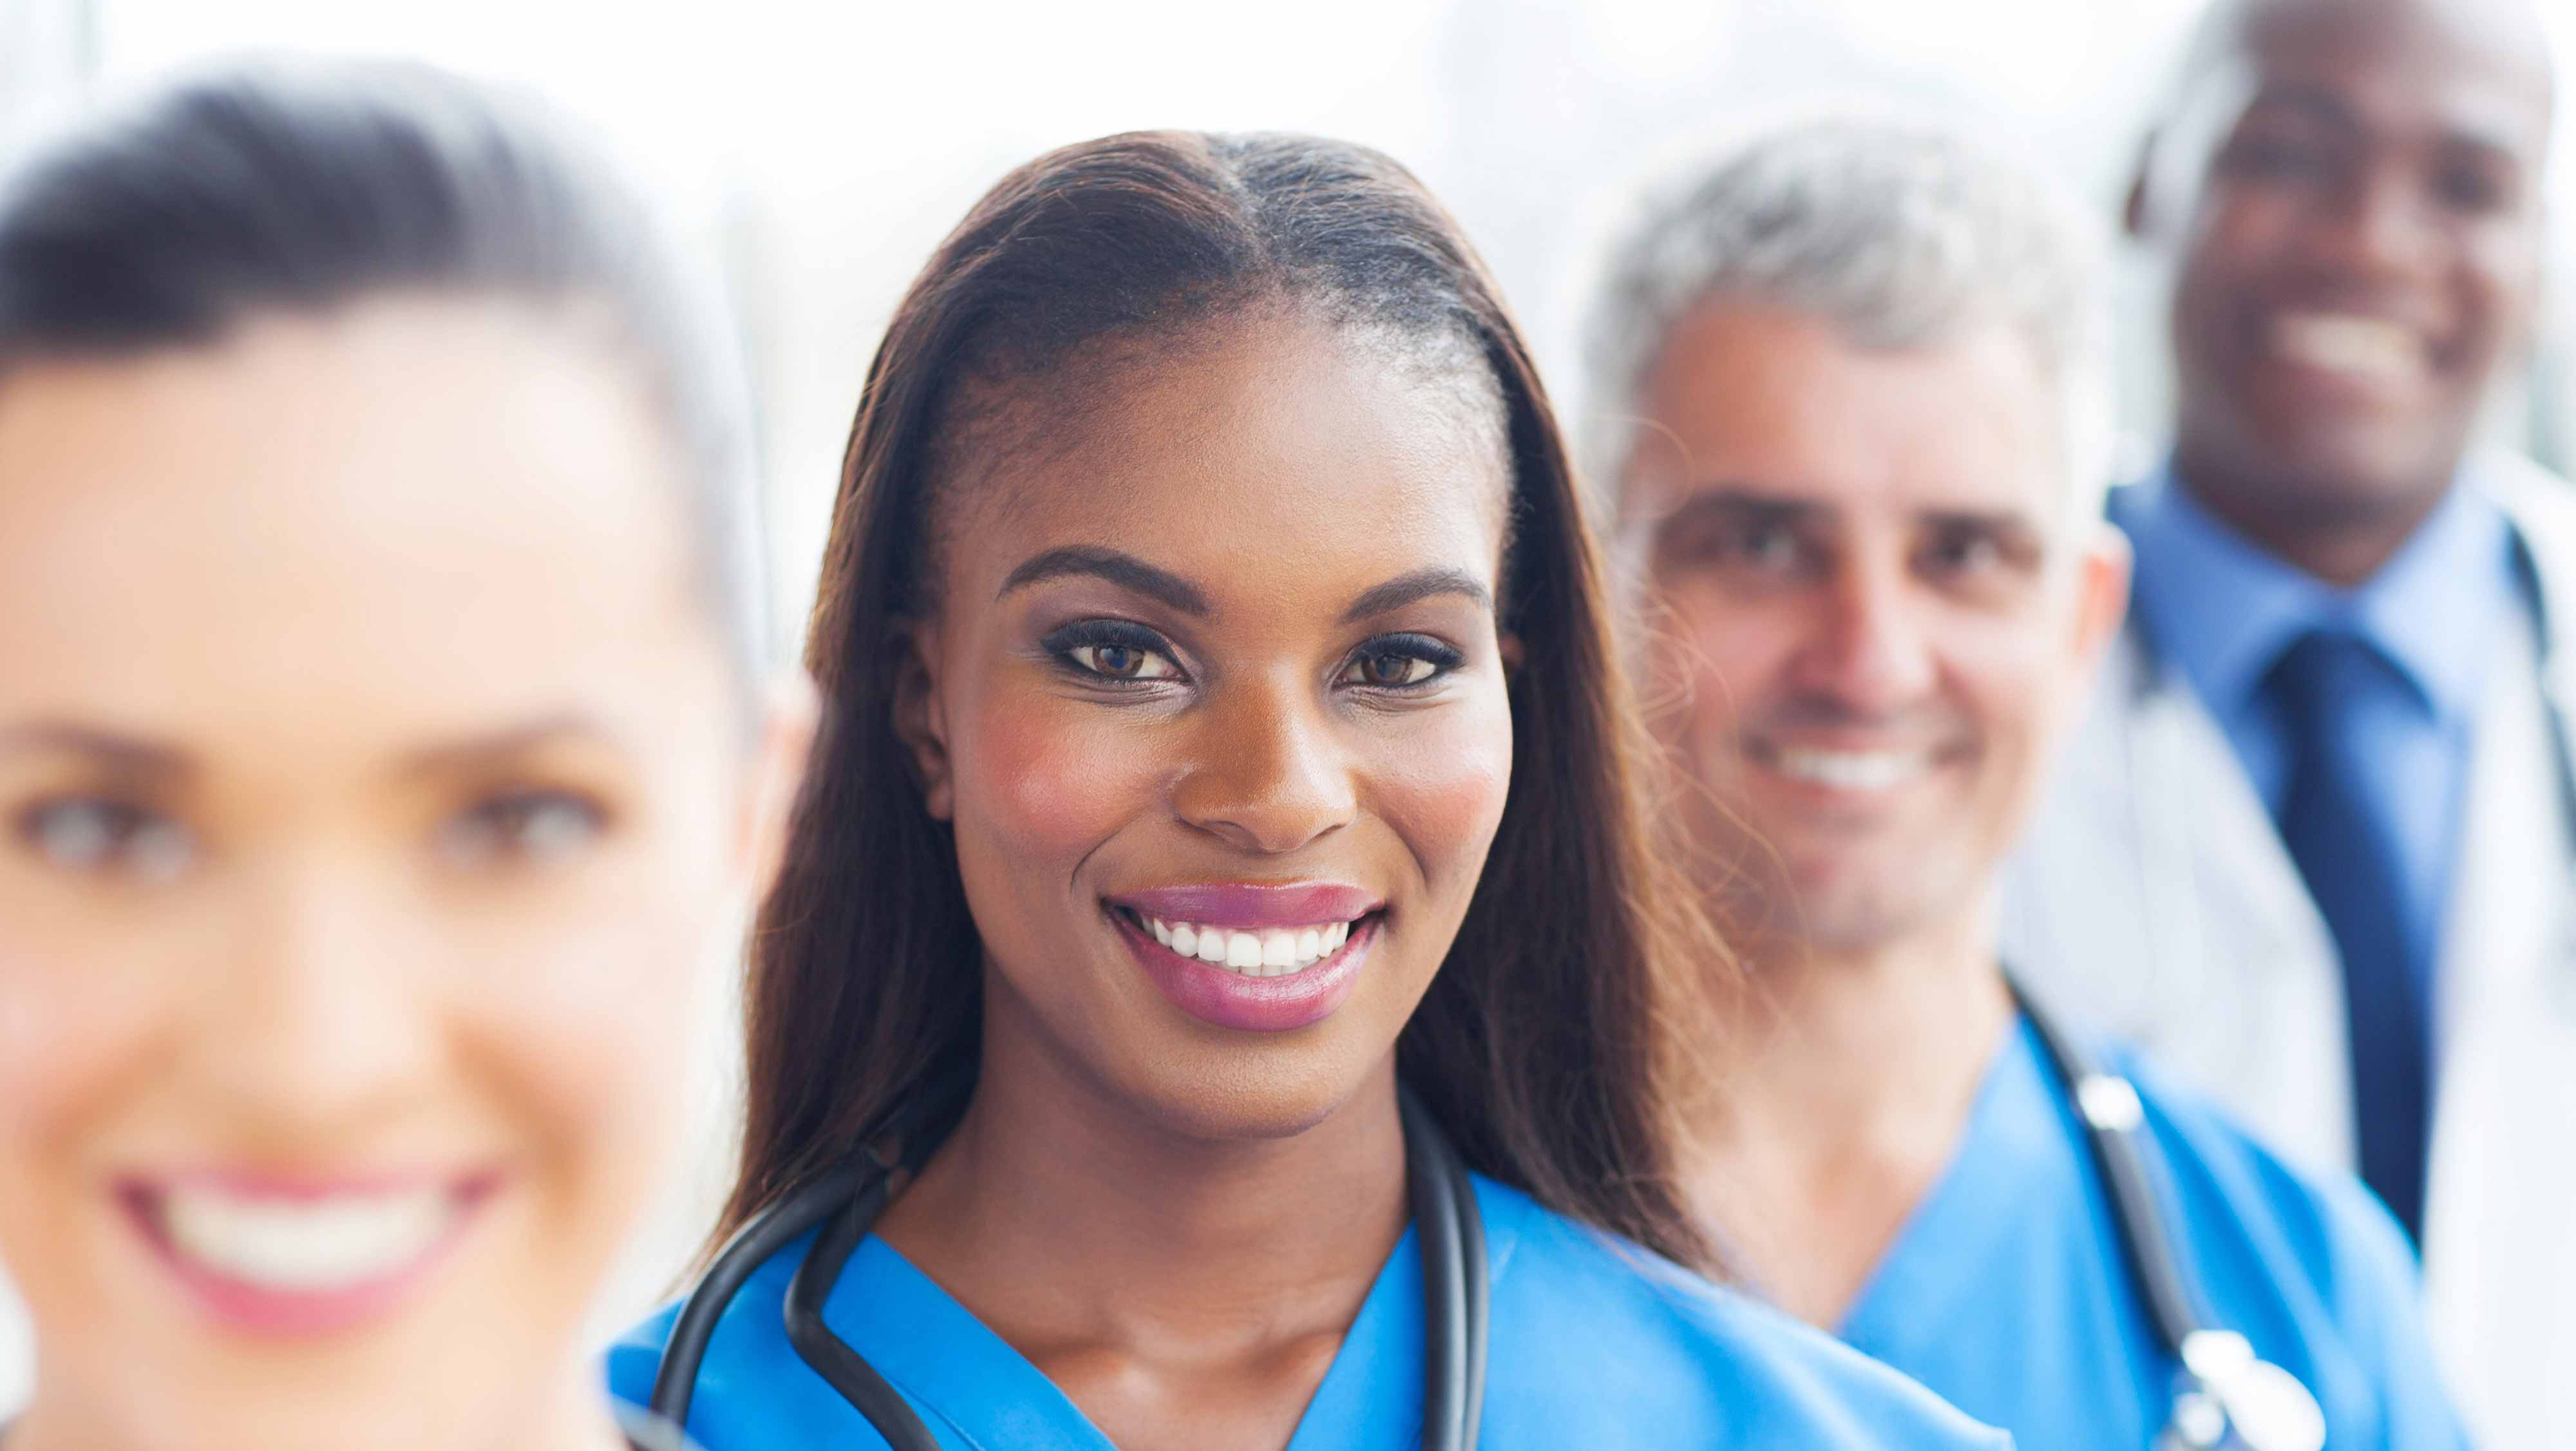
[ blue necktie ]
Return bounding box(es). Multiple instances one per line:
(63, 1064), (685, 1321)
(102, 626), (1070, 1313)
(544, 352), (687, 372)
(2266, 630), (2432, 1243)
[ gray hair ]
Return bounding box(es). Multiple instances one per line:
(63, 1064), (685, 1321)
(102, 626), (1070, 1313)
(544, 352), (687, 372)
(1580, 114), (2112, 524)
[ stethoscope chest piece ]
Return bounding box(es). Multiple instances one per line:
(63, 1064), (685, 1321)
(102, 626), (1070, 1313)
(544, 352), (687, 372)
(2159, 1330), (2327, 1451)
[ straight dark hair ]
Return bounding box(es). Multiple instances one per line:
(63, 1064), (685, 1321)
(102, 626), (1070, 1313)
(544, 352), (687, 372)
(723, 130), (1723, 1269)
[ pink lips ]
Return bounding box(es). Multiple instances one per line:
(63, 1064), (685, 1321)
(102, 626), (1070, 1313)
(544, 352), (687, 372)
(118, 1170), (494, 1338)
(1107, 881), (1383, 1033)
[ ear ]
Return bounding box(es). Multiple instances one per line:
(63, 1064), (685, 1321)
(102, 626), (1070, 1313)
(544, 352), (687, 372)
(1497, 631), (1526, 678)
(737, 670), (821, 900)
(2069, 521), (2134, 667)
(891, 621), (955, 820)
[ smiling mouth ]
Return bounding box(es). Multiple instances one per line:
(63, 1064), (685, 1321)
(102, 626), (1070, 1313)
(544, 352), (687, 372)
(1113, 906), (1370, 978)
(121, 1173), (493, 1332)
(1746, 740), (1942, 794)
(2267, 310), (2431, 387)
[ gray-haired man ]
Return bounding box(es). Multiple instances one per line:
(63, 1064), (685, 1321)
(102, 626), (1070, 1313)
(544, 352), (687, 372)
(1586, 115), (2464, 1450)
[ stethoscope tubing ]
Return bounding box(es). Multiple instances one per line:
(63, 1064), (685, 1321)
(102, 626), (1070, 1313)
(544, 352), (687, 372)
(2010, 978), (2212, 1351)
(647, 1083), (1488, 1451)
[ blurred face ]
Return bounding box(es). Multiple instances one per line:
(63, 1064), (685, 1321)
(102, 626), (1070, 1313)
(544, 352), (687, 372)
(900, 309), (1515, 1141)
(0, 299), (803, 1451)
(1618, 305), (2126, 955)
(2159, 0), (2552, 525)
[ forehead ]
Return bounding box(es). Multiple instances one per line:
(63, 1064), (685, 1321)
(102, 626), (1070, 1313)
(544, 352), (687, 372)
(0, 299), (715, 757)
(942, 310), (1512, 610)
(2228, 0), (2552, 156)
(1627, 302), (2059, 524)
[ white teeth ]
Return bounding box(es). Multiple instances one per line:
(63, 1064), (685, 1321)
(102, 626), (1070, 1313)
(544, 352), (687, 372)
(2272, 312), (2426, 384)
(1770, 746), (1930, 793)
(160, 1184), (453, 1293)
(1141, 916), (1362, 978)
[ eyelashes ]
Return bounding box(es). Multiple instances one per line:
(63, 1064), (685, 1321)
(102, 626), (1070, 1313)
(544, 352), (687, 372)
(1041, 619), (1181, 684)
(1039, 620), (1466, 694)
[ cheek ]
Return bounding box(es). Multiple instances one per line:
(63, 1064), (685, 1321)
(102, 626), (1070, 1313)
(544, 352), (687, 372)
(457, 868), (723, 1195)
(1644, 582), (1792, 739)
(2459, 228), (2541, 348)
(1368, 683), (1515, 902)
(952, 681), (1155, 873)
(0, 925), (168, 1164)
(1943, 614), (2081, 761)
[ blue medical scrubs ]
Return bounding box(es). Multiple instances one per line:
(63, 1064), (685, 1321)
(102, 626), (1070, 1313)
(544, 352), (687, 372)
(609, 1173), (2010, 1449)
(1838, 1015), (2466, 1450)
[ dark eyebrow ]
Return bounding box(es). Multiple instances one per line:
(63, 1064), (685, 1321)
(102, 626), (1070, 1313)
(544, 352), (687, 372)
(998, 546), (1211, 617)
(2249, 84), (2530, 164)
(1655, 488), (1831, 535)
(1922, 506), (2044, 540)
(1340, 567), (1494, 623)
(2243, 85), (2362, 133)
(395, 714), (623, 779)
(0, 721), (191, 780)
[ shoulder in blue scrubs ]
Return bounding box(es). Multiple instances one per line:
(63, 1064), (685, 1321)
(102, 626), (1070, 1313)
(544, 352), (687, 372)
(1838, 1013), (2463, 1450)
(609, 1173), (2011, 1450)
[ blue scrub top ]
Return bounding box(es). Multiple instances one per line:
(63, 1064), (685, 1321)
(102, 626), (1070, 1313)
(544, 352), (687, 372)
(609, 1172), (2010, 1449)
(1839, 1015), (2465, 1450)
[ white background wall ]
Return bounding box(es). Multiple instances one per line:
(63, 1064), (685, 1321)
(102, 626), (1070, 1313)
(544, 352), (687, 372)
(3, 0), (2572, 1415)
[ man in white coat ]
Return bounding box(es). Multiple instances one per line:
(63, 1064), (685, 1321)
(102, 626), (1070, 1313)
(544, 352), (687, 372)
(2003, 0), (2570, 1443)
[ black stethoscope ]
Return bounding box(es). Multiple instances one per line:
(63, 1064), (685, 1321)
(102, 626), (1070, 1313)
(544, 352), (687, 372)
(638, 991), (2325, 1451)
(2011, 979), (2327, 1451)
(644, 1083), (1488, 1451)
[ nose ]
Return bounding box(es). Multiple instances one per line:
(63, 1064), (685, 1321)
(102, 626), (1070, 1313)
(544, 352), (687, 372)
(2312, 165), (2443, 287)
(1170, 670), (1358, 855)
(1787, 553), (1937, 715)
(187, 852), (440, 1133)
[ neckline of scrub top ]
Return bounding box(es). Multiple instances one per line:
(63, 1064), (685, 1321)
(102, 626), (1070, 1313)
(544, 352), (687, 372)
(826, 1199), (1470, 1450)
(1834, 1012), (2060, 1348)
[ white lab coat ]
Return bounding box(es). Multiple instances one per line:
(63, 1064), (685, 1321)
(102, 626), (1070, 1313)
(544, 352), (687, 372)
(2002, 451), (2576, 1450)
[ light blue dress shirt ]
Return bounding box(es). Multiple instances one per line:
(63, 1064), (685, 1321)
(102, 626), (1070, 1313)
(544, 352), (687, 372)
(607, 1173), (2012, 1450)
(2111, 467), (2521, 981)
(1839, 1016), (2468, 1450)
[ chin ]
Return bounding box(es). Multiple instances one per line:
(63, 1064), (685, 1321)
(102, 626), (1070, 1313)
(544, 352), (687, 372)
(2243, 414), (2461, 518)
(1115, 1039), (1385, 1145)
(82, 1377), (482, 1451)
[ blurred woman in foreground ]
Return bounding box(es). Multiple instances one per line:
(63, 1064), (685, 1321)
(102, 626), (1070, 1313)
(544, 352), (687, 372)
(0, 62), (810, 1451)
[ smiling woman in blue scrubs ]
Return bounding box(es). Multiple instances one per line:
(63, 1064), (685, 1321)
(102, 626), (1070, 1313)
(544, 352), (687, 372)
(1586, 114), (2467, 1451)
(607, 131), (2008, 1450)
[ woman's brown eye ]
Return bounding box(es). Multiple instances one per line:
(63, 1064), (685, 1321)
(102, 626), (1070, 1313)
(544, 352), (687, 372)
(1356, 653), (1432, 687)
(1068, 641), (1175, 680)
(1077, 645), (1140, 677)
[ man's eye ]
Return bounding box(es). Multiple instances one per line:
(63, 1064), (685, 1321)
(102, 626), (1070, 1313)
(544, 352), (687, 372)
(14, 797), (197, 881)
(1066, 643), (1179, 680)
(2432, 162), (2510, 214)
(1922, 533), (2005, 574)
(1738, 526), (1800, 567)
(438, 790), (607, 868)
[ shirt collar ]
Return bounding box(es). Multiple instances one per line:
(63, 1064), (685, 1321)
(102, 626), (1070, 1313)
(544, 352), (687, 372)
(2116, 461), (2515, 725)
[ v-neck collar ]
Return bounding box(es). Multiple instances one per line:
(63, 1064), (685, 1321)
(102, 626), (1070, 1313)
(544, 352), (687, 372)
(1835, 1016), (2062, 1349)
(828, 1217), (1434, 1450)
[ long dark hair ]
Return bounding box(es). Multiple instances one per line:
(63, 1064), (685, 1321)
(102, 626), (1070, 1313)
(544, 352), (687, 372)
(724, 131), (1722, 1269)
